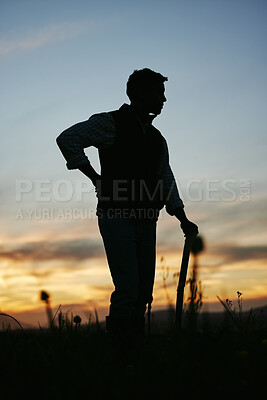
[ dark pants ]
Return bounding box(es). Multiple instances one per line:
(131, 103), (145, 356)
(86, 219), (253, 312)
(98, 214), (157, 318)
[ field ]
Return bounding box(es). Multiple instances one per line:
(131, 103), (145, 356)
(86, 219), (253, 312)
(1, 307), (267, 399)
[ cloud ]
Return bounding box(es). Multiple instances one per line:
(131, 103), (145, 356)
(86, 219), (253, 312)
(0, 19), (97, 56)
(157, 237), (267, 269)
(209, 244), (267, 266)
(0, 238), (104, 262)
(1, 234), (266, 275)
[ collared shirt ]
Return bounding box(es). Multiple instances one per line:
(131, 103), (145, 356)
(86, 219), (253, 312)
(56, 108), (184, 214)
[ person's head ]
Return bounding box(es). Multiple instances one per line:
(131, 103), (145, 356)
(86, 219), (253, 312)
(126, 68), (168, 116)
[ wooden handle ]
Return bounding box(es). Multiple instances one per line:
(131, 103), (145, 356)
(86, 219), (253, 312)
(175, 234), (197, 333)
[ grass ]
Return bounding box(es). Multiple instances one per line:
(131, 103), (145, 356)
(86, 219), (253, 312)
(1, 305), (267, 399)
(3, 237), (264, 398)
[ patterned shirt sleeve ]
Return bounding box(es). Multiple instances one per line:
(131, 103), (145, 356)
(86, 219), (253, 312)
(56, 112), (116, 170)
(158, 136), (184, 214)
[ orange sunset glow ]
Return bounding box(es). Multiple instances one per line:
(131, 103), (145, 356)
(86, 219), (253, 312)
(1, 196), (267, 327)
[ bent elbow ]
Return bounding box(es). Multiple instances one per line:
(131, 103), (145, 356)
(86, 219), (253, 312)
(56, 133), (64, 148)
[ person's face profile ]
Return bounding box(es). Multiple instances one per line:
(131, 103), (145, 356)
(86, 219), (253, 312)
(138, 83), (167, 115)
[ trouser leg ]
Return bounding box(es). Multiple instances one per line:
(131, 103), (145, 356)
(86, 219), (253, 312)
(98, 216), (140, 318)
(98, 216), (157, 317)
(98, 216), (156, 363)
(135, 221), (157, 317)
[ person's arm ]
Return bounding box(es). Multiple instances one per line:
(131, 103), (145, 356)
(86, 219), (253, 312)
(56, 113), (115, 185)
(159, 137), (198, 236)
(78, 163), (100, 186)
(173, 207), (198, 236)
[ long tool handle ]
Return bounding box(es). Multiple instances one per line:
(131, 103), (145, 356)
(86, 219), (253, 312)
(175, 234), (197, 333)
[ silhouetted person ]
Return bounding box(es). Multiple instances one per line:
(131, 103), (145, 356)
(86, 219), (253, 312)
(56, 68), (198, 362)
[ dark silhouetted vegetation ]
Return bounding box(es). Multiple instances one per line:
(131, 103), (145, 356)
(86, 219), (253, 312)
(1, 301), (267, 399)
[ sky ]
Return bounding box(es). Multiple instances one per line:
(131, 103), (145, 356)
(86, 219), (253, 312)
(1, 0), (267, 327)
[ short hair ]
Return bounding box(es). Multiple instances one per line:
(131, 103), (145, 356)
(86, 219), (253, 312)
(126, 68), (168, 100)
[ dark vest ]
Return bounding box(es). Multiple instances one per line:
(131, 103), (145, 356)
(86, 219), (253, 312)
(97, 104), (165, 220)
